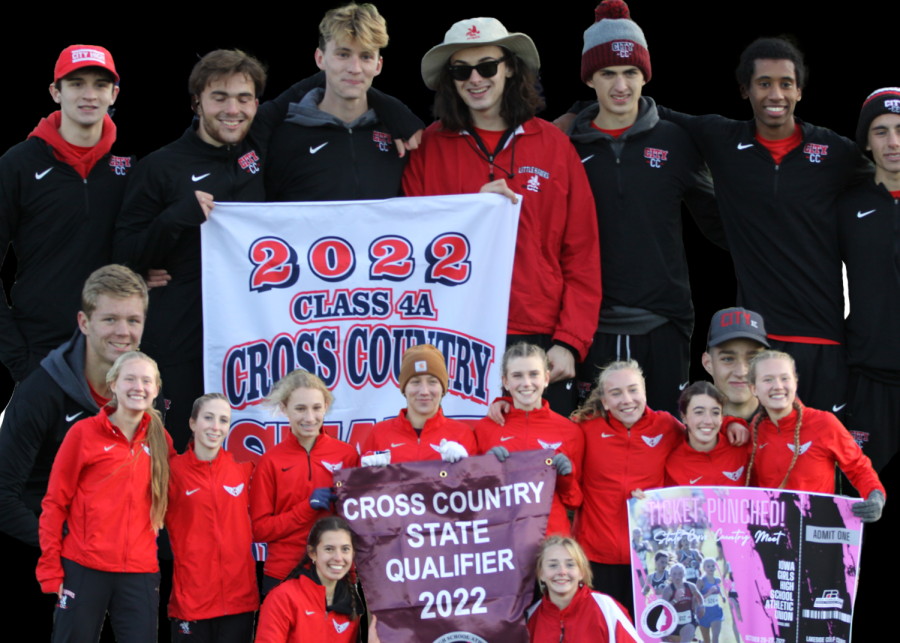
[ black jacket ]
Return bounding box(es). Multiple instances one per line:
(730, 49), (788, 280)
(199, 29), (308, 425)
(657, 108), (873, 342)
(0, 139), (134, 380)
(0, 332), (163, 546)
(837, 180), (900, 382)
(266, 88), (412, 201)
(568, 97), (726, 338)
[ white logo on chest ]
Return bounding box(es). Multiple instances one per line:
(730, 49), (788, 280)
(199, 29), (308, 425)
(320, 460), (343, 473)
(333, 619), (349, 633)
(537, 439), (562, 450)
(223, 483), (244, 497)
(642, 434), (663, 448)
(787, 441), (812, 455)
(722, 466), (745, 481)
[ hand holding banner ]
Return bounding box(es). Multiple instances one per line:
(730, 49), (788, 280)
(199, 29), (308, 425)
(334, 451), (557, 643)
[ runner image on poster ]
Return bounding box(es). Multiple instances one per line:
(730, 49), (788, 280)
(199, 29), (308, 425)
(628, 487), (864, 643)
(334, 451), (556, 643)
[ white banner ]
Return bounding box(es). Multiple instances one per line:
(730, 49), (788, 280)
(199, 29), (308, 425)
(202, 194), (520, 463)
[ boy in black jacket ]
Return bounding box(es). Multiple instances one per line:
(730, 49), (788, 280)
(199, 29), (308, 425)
(265, 3), (413, 201)
(837, 88), (900, 472)
(568, 1), (726, 414)
(0, 45), (133, 382)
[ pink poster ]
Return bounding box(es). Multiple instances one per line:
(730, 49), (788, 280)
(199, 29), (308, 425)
(628, 487), (863, 643)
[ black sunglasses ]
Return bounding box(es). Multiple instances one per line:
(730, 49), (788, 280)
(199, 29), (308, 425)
(447, 55), (510, 82)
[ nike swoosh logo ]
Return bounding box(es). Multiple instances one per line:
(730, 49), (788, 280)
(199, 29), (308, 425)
(857, 210), (875, 218)
(737, 143), (754, 150)
(186, 489), (200, 496)
(35, 168), (53, 180)
(833, 403), (846, 412)
(306, 610), (315, 615)
(310, 143), (328, 154)
(104, 445), (115, 451)
(192, 173), (210, 182)
(679, 382), (689, 391)
(391, 443), (405, 448)
(601, 433), (614, 438)
(759, 443), (768, 449)
(690, 477), (702, 484)
(66, 412), (83, 422)
(581, 155), (595, 164)
(282, 466), (294, 472)
(500, 436), (514, 442)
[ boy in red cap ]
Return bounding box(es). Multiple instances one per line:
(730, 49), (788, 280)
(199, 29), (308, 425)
(0, 45), (133, 382)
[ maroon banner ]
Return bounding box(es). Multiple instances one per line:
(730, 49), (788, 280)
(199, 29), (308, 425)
(333, 451), (557, 643)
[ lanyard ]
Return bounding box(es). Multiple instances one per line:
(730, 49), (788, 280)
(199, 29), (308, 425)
(464, 127), (517, 182)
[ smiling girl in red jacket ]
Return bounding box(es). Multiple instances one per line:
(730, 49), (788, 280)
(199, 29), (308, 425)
(665, 382), (750, 487)
(527, 535), (639, 643)
(744, 350), (886, 521)
(166, 393), (258, 642)
(475, 343), (584, 536)
(256, 516), (380, 643)
(37, 351), (173, 643)
(250, 370), (359, 596)
(570, 360), (683, 614)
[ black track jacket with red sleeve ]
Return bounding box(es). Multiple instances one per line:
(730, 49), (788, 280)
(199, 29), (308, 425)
(166, 442), (259, 621)
(656, 110), (873, 342)
(837, 180), (900, 381)
(568, 97), (726, 338)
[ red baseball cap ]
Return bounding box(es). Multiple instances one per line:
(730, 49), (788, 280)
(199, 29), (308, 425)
(54, 45), (119, 84)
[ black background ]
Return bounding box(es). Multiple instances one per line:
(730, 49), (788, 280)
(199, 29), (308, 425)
(1, 2), (894, 640)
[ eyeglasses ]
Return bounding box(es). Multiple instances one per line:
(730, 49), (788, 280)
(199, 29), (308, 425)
(447, 55), (510, 82)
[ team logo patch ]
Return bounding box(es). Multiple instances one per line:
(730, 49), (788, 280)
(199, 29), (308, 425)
(72, 48), (106, 64)
(179, 621), (191, 634)
(109, 155), (131, 176)
(537, 439), (562, 450)
(466, 26), (480, 40)
(787, 441), (812, 455)
(165, 398), (172, 411)
(517, 166), (550, 179)
(373, 131), (393, 152)
(58, 589), (75, 610)
(334, 619), (350, 633)
(611, 41), (635, 58)
(722, 466), (745, 482)
(238, 150), (261, 174)
(525, 175), (541, 193)
(642, 434), (663, 448)
(849, 430), (869, 448)
(320, 460), (343, 473)
(223, 483), (244, 497)
(803, 143), (828, 163)
(644, 147), (669, 168)
(415, 360), (428, 372)
(885, 99), (900, 113)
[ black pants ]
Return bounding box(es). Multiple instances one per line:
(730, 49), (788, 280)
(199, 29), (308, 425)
(171, 611), (256, 643)
(845, 370), (900, 474)
(576, 323), (690, 417)
(767, 340), (848, 420)
(589, 561), (635, 619)
(52, 558), (160, 643)
(506, 334), (578, 418)
(159, 358), (205, 453)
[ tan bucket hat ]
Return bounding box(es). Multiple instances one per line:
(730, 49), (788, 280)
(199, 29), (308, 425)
(421, 17), (541, 90)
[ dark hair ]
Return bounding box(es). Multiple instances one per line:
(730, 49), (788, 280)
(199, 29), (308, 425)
(677, 381), (726, 418)
(735, 36), (808, 90)
(284, 516), (359, 619)
(433, 48), (545, 132)
(188, 49), (268, 110)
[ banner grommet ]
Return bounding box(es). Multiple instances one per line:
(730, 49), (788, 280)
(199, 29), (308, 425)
(335, 481), (343, 487)
(439, 471), (448, 478)
(545, 458), (553, 465)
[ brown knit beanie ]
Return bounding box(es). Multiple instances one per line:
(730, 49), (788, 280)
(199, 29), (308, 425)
(399, 344), (449, 394)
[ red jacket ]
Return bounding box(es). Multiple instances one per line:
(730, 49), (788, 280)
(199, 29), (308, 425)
(751, 404), (885, 498)
(526, 584), (640, 643)
(665, 420), (751, 487)
(362, 408), (478, 463)
(256, 573), (358, 643)
(475, 398), (584, 535)
(574, 408), (683, 565)
(37, 407), (175, 593)
(402, 118), (601, 360)
(250, 432), (359, 581)
(167, 443), (259, 621)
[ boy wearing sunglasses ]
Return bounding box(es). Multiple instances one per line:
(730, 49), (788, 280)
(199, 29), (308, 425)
(567, 1), (727, 415)
(402, 17), (600, 417)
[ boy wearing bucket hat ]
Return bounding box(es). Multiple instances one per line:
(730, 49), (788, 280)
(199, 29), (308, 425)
(0, 45), (133, 382)
(835, 88), (900, 473)
(569, 1), (727, 415)
(360, 344), (478, 464)
(403, 18), (601, 417)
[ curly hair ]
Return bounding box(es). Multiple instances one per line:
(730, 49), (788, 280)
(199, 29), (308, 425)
(735, 36), (808, 90)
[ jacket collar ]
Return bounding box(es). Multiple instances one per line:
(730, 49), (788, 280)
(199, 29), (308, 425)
(569, 95), (659, 142)
(100, 405), (152, 442)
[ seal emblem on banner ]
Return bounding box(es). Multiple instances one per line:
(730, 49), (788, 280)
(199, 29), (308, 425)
(640, 599), (678, 638)
(431, 632), (489, 643)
